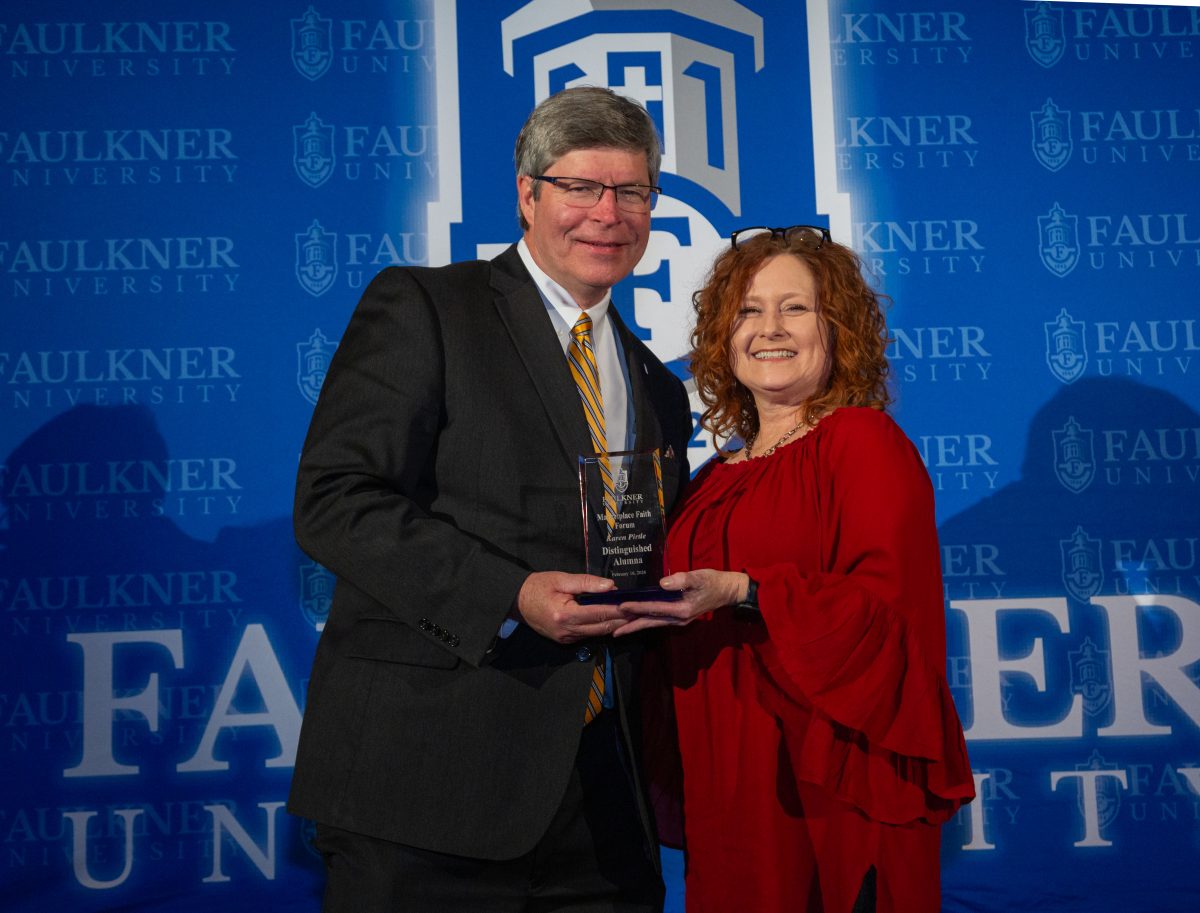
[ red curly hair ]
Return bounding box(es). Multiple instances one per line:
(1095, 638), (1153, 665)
(690, 231), (892, 450)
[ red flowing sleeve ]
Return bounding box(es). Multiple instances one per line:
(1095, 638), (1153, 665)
(745, 408), (974, 826)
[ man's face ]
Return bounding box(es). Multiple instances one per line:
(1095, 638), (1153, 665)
(518, 147), (652, 309)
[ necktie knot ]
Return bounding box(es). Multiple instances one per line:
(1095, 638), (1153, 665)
(572, 312), (593, 338)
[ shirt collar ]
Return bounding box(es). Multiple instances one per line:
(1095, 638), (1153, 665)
(517, 238), (611, 330)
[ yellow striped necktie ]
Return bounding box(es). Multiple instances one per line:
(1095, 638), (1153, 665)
(584, 657), (605, 725)
(568, 312), (610, 724)
(568, 313), (617, 528)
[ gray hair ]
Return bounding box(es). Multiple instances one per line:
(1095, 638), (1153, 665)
(514, 86), (662, 230)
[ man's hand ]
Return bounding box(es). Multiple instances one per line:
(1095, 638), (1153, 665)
(611, 569), (749, 637)
(514, 571), (627, 643)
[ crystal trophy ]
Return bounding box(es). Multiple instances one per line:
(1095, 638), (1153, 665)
(576, 447), (681, 605)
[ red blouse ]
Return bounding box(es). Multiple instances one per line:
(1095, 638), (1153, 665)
(661, 407), (974, 913)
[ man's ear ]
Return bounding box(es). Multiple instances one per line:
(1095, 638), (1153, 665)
(517, 175), (536, 228)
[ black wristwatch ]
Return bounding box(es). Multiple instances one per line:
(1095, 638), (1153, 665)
(735, 577), (759, 611)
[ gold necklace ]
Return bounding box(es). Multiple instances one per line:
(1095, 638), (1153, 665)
(744, 417), (808, 460)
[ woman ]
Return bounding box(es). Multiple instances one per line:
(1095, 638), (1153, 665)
(617, 226), (975, 912)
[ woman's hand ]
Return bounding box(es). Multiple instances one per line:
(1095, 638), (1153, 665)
(611, 569), (750, 636)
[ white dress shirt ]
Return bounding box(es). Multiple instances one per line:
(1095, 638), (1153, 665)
(500, 241), (636, 651)
(516, 239), (631, 454)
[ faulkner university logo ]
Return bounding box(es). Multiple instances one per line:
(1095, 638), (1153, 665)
(1031, 98), (1072, 172)
(295, 220), (337, 297)
(297, 328), (337, 405)
(292, 6), (333, 80)
(1052, 416), (1096, 494)
(1025, 1), (1066, 69)
(487, 4), (759, 222)
(438, 0), (775, 372)
(293, 113), (335, 188)
(1060, 526), (1103, 602)
(300, 559), (335, 629)
(615, 467), (630, 495)
(1044, 308), (1087, 384)
(1039, 203), (1080, 278)
(1069, 636), (1113, 717)
(1076, 751), (1123, 832)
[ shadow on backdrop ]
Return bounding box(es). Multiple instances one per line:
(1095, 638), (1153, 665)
(937, 377), (1200, 912)
(1, 404), (324, 912)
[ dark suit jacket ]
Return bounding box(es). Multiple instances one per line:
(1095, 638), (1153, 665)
(288, 244), (692, 860)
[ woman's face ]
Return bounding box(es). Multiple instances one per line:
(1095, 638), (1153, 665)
(729, 254), (830, 410)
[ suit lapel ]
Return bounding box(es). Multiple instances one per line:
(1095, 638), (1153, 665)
(610, 309), (664, 455)
(489, 246), (675, 487)
(489, 247), (592, 467)
(610, 309), (685, 507)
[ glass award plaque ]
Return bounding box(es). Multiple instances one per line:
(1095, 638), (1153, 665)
(576, 447), (682, 605)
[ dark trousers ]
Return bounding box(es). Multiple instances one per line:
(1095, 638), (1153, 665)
(315, 711), (663, 913)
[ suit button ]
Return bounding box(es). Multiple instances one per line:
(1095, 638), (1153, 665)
(575, 646), (593, 662)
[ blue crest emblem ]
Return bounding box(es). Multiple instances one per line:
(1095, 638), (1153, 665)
(291, 6), (333, 81)
(434, 2), (815, 471)
(1052, 416), (1095, 494)
(294, 112), (336, 188)
(295, 219), (338, 297)
(299, 559), (335, 630)
(1025, 2), (1065, 69)
(1044, 308), (1087, 384)
(299, 818), (321, 859)
(1031, 98), (1072, 172)
(493, 6), (759, 221)
(615, 467), (630, 494)
(297, 328), (337, 405)
(1039, 202), (1079, 278)
(1076, 750), (1123, 831)
(1060, 526), (1103, 602)
(1069, 637), (1112, 718)
(434, 0), (770, 386)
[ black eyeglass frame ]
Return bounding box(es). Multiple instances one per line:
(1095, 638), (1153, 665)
(730, 225), (832, 250)
(531, 175), (663, 213)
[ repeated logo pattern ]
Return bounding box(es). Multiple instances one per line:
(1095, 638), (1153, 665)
(293, 113), (335, 187)
(1069, 636), (1113, 717)
(1053, 417), (1096, 493)
(291, 6), (332, 80)
(296, 328), (336, 405)
(294, 220), (337, 296)
(1025, 2), (1066, 68)
(3, 3), (1197, 911)
(1038, 203), (1080, 277)
(1031, 98), (1072, 171)
(1060, 526), (1104, 601)
(1045, 309), (1087, 384)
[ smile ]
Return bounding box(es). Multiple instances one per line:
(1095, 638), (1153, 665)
(577, 239), (626, 251)
(753, 350), (795, 360)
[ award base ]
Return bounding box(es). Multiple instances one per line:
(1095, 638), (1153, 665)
(577, 585), (685, 606)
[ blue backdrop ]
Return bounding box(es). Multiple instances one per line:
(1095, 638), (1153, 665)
(2, 1), (1198, 910)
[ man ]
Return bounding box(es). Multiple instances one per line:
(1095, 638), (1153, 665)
(289, 86), (692, 911)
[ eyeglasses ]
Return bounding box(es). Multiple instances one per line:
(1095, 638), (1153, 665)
(730, 225), (831, 250)
(532, 175), (661, 214)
